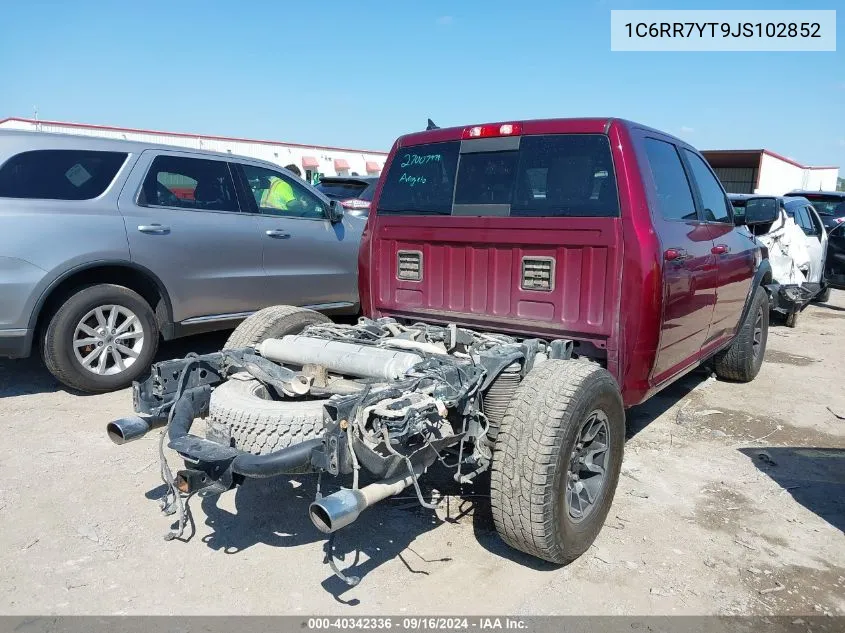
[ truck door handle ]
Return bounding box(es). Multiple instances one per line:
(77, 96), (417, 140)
(664, 248), (691, 262)
(711, 244), (730, 255)
(138, 224), (170, 234)
(265, 229), (291, 239)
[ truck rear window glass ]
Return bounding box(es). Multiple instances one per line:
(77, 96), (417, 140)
(0, 150), (127, 200)
(378, 141), (460, 215)
(377, 134), (619, 217)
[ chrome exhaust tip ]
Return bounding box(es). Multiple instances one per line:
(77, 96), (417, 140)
(309, 489), (367, 534)
(106, 415), (152, 445)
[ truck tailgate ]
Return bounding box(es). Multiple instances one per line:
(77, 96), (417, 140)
(370, 215), (622, 346)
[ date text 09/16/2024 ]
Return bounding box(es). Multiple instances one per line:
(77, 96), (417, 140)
(306, 617), (528, 630)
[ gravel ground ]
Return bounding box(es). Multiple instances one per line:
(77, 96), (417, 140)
(0, 294), (843, 616)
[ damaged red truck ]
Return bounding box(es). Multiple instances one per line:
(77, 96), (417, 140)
(111, 118), (771, 583)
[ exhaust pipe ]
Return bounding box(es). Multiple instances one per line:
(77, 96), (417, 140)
(309, 464), (426, 533)
(107, 415), (161, 445)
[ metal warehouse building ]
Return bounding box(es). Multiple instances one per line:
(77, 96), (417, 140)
(0, 117), (388, 185)
(702, 149), (838, 195)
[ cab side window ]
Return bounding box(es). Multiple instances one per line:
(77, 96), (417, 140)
(789, 206), (810, 234)
(240, 164), (326, 220)
(802, 206), (822, 236)
(683, 150), (732, 223)
(643, 138), (697, 222)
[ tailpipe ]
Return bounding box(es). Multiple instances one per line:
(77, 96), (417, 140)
(107, 415), (159, 445)
(309, 463), (426, 533)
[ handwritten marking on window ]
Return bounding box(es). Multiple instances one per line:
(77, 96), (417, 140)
(400, 153), (441, 168)
(399, 173), (427, 187)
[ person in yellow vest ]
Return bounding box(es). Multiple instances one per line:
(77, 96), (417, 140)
(259, 176), (296, 211)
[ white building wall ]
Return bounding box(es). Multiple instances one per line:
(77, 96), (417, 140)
(804, 168), (839, 192)
(0, 119), (388, 183)
(755, 153), (806, 195)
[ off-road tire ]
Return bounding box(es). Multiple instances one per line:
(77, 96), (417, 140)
(207, 378), (326, 467)
(490, 360), (625, 565)
(713, 286), (769, 381)
(42, 284), (159, 393)
(814, 285), (831, 303)
(224, 305), (331, 350)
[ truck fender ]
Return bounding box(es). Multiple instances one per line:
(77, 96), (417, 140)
(736, 259), (773, 330)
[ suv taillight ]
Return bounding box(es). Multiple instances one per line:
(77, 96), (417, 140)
(341, 199), (371, 210)
(461, 122), (522, 139)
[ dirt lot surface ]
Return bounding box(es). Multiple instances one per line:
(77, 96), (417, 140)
(1, 295), (844, 617)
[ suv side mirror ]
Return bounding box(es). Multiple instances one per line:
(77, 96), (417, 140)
(328, 199), (344, 223)
(743, 198), (779, 225)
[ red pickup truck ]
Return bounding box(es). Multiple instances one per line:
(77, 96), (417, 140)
(112, 117), (771, 584)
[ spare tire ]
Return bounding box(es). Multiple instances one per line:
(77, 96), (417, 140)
(225, 305), (331, 350)
(207, 378), (327, 462)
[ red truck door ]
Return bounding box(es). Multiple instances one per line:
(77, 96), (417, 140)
(680, 149), (755, 350)
(639, 137), (718, 384)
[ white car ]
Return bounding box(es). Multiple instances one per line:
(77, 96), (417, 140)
(730, 194), (829, 325)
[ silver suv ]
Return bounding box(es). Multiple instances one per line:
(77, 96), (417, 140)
(0, 130), (363, 392)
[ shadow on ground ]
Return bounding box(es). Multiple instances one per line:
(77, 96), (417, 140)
(739, 446), (845, 534)
(0, 330), (231, 398)
(148, 468), (457, 605)
(626, 368), (710, 439)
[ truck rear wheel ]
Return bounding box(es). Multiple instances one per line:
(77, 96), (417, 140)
(713, 286), (768, 381)
(490, 360), (625, 565)
(224, 305), (330, 350)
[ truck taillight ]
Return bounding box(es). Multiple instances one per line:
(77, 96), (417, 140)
(341, 199), (371, 210)
(461, 122), (522, 139)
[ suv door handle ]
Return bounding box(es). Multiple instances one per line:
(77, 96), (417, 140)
(664, 248), (692, 262)
(265, 229), (291, 239)
(138, 224), (170, 234)
(711, 244), (730, 255)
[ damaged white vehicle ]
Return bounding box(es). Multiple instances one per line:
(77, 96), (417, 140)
(730, 194), (829, 326)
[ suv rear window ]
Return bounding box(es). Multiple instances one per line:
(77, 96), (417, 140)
(377, 134), (619, 217)
(797, 194), (845, 217)
(0, 149), (127, 200)
(316, 180), (370, 200)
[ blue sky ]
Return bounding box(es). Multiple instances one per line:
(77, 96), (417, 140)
(0, 1), (842, 166)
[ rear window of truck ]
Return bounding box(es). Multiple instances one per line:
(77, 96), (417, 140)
(377, 134), (619, 217)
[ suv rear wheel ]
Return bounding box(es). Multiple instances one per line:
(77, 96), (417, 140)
(42, 284), (159, 393)
(491, 360), (625, 564)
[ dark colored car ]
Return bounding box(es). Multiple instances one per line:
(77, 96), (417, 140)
(826, 223), (845, 290)
(783, 191), (845, 230)
(314, 176), (378, 216)
(114, 118), (777, 584)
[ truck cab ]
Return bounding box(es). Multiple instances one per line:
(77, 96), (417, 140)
(359, 118), (770, 406)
